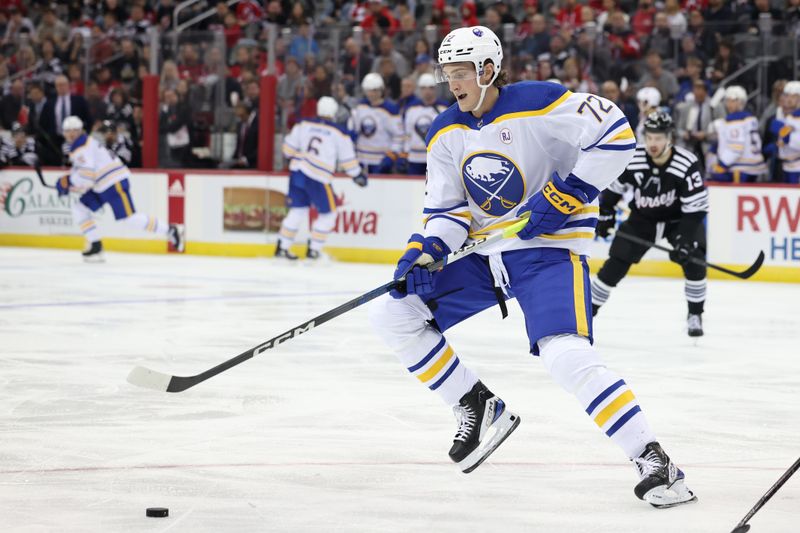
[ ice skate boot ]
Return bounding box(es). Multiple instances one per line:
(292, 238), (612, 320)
(449, 381), (520, 473)
(687, 314), (703, 337)
(168, 224), (184, 253)
(305, 240), (330, 262)
(82, 241), (105, 263)
(274, 241), (298, 260)
(633, 442), (697, 508)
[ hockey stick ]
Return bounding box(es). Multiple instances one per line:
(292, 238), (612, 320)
(615, 230), (764, 280)
(127, 215), (531, 393)
(730, 456), (800, 533)
(31, 154), (57, 189)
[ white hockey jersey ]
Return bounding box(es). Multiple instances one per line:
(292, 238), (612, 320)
(282, 118), (361, 184)
(402, 97), (448, 164)
(777, 110), (800, 173)
(350, 99), (403, 165)
(424, 81), (636, 257)
(68, 134), (131, 193)
(714, 111), (767, 176)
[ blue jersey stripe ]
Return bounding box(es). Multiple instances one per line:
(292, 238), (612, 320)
(582, 117), (628, 152)
(425, 214), (470, 233)
(605, 405), (642, 437)
(407, 337), (447, 373)
(564, 218), (598, 229)
(429, 358), (460, 390)
(593, 143), (637, 152)
(585, 379), (626, 415)
(422, 201), (469, 214)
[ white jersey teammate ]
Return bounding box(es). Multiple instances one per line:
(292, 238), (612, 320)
(710, 85), (767, 182)
(57, 116), (182, 262)
(769, 80), (800, 184)
(350, 73), (403, 174)
(369, 26), (696, 508)
(277, 97), (368, 260)
(397, 73), (449, 175)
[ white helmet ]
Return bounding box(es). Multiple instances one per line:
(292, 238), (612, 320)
(417, 73), (436, 89)
(783, 81), (800, 96)
(437, 26), (503, 111)
(636, 87), (661, 108)
(316, 96), (338, 118)
(724, 85), (747, 102)
(361, 72), (384, 92)
(62, 115), (83, 132)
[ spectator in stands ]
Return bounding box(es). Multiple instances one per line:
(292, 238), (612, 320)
(265, 1), (288, 25)
(100, 0), (128, 25)
(561, 56), (597, 93)
(222, 12), (242, 50)
(288, 21), (320, 67)
(124, 4), (151, 44)
(37, 5), (70, 46)
(687, 10), (718, 60)
(676, 57), (711, 103)
(102, 12), (123, 42)
(521, 14), (551, 60)
(106, 87), (136, 138)
(644, 12), (676, 62)
(639, 51), (679, 104)
(67, 63), (84, 96)
(178, 43), (206, 82)
(604, 10), (642, 80)
(574, 27), (611, 82)
(377, 56), (402, 100)
(483, 5), (504, 36)
(596, 0), (621, 31)
(287, 1), (313, 27)
(360, 0), (399, 35)
(547, 34), (573, 78)
(554, 0), (584, 30)
(676, 33), (706, 71)
(36, 39), (64, 88)
(429, 0), (452, 38)
(309, 64), (332, 100)
(397, 75), (416, 111)
(630, 0), (656, 39)
(710, 38), (743, 86)
(25, 82), (47, 135)
(231, 101), (258, 168)
(2, 6), (34, 48)
(762, 80), (791, 182)
(237, 0), (264, 34)
(95, 65), (120, 98)
(85, 81), (107, 124)
(64, 30), (87, 66)
(41, 74), (91, 154)
(0, 122), (37, 167)
(747, 0), (784, 35)
(278, 56), (304, 129)
(788, 0), (800, 31)
(340, 36), (371, 93)
(461, 1), (480, 28)
(1, 79), (24, 130)
(112, 38), (141, 87)
(160, 60), (181, 92)
(395, 14), (418, 61)
(372, 35), (409, 79)
(703, 0), (738, 35)
(676, 79), (715, 167)
(601, 79), (638, 129)
(160, 88), (192, 168)
(664, 0), (688, 35)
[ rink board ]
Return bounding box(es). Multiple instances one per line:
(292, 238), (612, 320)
(1, 168), (798, 281)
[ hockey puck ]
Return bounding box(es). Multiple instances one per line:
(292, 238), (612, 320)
(146, 507), (169, 518)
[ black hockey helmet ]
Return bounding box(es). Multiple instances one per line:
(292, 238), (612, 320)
(98, 120), (117, 134)
(643, 110), (673, 134)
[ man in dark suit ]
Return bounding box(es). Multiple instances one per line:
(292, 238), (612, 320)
(1, 79), (25, 130)
(232, 101), (258, 168)
(39, 74), (92, 162)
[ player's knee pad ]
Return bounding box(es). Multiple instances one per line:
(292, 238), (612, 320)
(598, 256), (632, 286)
(369, 293), (434, 351)
(538, 334), (607, 394)
(313, 210), (336, 233)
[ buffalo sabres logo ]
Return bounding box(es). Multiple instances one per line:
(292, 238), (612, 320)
(462, 152), (525, 216)
(360, 116), (377, 138)
(414, 116), (433, 140)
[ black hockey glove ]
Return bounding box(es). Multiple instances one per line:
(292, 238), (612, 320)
(669, 234), (700, 266)
(596, 206), (616, 239)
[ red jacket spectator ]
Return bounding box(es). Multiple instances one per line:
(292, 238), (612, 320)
(555, 0), (583, 29)
(631, 2), (656, 38)
(360, 1), (399, 36)
(607, 30), (641, 60)
(236, 0), (263, 25)
(430, 0), (451, 38)
(461, 1), (479, 27)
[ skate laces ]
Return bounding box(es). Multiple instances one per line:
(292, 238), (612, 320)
(452, 404), (477, 442)
(634, 449), (665, 479)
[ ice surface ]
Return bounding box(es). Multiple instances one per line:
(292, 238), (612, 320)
(0, 247), (798, 533)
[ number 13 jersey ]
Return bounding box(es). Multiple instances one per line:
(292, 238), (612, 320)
(423, 81), (636, 256)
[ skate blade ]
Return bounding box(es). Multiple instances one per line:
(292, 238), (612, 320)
(458, 411), (521, 474)
(644, 479), (698, 509)
(83, 254), (105, 264)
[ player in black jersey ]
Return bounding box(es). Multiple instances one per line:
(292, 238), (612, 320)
(591, 111), (708, 336)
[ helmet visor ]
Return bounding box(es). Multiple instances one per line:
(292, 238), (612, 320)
(433, 64), (478, 84)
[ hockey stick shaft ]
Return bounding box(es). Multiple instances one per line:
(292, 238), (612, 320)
(32, 156), (57, 189)
(127, 215), (531, 393)
(731, 456), (800, 533)
(615, 230), (764, 279)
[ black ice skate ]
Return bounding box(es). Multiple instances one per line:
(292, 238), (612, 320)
(168, 224), (185, 253)
(82, 241), (104, 263)
(305, 240), (329, 262)
(633, 442), (697, 508)
(274, 241), (298, 260)
(687, 314), (703, 337)
(449, 381), (520, 473)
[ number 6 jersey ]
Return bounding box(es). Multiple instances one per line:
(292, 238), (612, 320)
(282, 118), (362, 184)
(423, 81), (636, 256)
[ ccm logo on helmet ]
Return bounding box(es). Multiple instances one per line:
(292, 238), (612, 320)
(543, 182), (581, 214)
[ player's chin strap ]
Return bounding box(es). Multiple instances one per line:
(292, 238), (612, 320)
(472, 65), (499, 113)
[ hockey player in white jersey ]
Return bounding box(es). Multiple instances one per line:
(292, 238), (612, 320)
(592, 111), (709, 336)
(277, 97), (368, 260)
(369, 26), (696, 508)
(768, 81), (800, 184)
(57, 116), (182, 262)
(351, 73), (403, 174)
(635, 87), (661, 142)
(397, 73), (449, 175)
(710, 85), (767, 182)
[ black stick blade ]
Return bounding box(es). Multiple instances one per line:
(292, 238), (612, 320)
(731, 525), (750, 533)
(736, 250), (764, 279)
